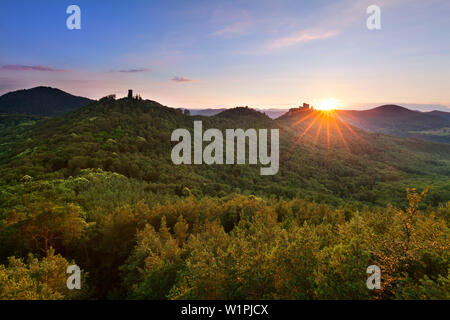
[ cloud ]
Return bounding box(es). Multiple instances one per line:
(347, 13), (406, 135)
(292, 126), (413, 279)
(210, 9), (254, 37)
(234, 0), (387, 54)
(172, 76), (193, 83)
(265, 0), (410, 52)
(0, 65), (65, 72)
(108, 68), (150, 73)
(212, 20), (251, 37)
(266, 30), (338, 50)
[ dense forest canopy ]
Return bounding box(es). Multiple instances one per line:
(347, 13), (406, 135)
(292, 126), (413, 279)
(0, 97), (449, 299)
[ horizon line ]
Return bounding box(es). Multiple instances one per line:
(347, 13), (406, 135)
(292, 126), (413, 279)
(1, 86), (449, 113)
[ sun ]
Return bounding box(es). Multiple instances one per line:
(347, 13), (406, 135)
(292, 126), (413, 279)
(316, 97), (342, 111)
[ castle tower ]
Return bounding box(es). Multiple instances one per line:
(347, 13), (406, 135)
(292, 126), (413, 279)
(128, 89), (133, 99)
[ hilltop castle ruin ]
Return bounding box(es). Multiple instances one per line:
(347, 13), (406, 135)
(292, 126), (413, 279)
(127, 89), (142, 100)
(289, 102), (314, 113)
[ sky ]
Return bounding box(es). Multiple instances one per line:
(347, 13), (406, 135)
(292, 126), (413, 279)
(0, 0), (449, 111)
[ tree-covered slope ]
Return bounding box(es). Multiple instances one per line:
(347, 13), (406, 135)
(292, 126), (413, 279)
(0, 87), (94, 116)
(1, 98), (449, 207)
(0, 98), (449, 300)
(337, 105), (450, 143)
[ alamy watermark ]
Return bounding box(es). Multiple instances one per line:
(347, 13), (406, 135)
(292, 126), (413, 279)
(66, 5), (81, 30)
(366, 5), (381, 30)
(66, 5), (380, 31)
(67, 264), (81, 290)
(65, 5), (380, 31)
(366, 265), (381, 290)
(171, 121), (279, 175)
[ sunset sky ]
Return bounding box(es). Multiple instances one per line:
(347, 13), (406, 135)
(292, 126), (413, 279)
(1, 0), (449, 111)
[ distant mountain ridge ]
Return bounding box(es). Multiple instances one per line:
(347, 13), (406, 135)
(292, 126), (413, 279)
(1, 86), (449, 142)
(336, 105), (450, 143)
(0, 86), (94, 116)
(425, 110), (450, 121)
(190, 104), (450, 143)
(189, 108), (227, 117)
(189, 108), (288, 119)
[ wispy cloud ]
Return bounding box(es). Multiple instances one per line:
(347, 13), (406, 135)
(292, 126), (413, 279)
(267, 30), (337, 50)
(234, 0), (375, 54)
(0, 65), (65, 72)
(210, 9), (254, 37)
(172, 76), (193, 83)
(212, 20), (252, 37)
(107, 68), (150, 73)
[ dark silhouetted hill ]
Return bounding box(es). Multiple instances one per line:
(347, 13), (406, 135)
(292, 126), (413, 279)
(189, 108), (288, 119)
(0, 86), (94, 116)
(425, 110), (450, 121)
(336, 105), (450, 143)
(215, 106), (272, 122)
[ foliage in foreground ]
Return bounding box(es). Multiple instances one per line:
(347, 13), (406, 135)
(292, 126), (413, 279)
(0, 249), (87, 300)
(1, 179), (448, 300)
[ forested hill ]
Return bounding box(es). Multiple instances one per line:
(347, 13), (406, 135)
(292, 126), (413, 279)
(0, 97), (449, 300)
(425, 110), (450, 121)
(0, 86), (94, 116)
(336, 105), (450, 143)
(1, 97), (449, 208)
